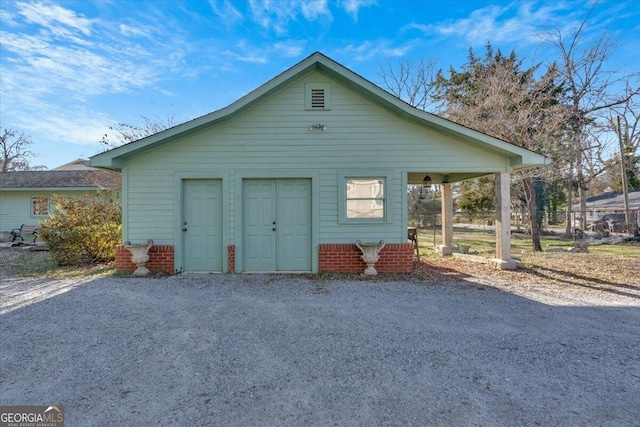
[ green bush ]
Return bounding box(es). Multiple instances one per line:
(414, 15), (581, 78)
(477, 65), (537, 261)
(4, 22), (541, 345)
(40, 194), (122, 265)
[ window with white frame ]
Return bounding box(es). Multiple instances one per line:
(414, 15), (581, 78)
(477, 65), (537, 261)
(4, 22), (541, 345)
(31, 196), (49, 216)
(345, 178), (385, 219)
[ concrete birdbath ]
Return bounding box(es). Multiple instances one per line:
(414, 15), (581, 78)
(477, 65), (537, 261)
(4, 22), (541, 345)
(355, 240), (385, 276)
(124, 239), (154, 276)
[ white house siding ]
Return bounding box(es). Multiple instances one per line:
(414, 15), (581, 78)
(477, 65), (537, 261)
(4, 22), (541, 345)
(121, 70), (509, 248)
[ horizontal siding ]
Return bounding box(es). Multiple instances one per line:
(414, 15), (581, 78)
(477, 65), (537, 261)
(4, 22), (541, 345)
(0, 190), (111, 231)
(130, 147), (499, 172)
(0, 193), (35, 231)
(122, 70), (509, 247)
(130, 73), (505, 172)
(124, 166), (175, 243)
(317, 169), (402, 244)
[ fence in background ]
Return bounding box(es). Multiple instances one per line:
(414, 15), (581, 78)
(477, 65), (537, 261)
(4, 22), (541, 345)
(408, 207), (640, 245)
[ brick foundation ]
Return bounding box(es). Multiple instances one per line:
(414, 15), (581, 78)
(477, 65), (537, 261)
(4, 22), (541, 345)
(227, 245), (235, 273)
(319, 243), (413, 273)
(116, 243), (412, 275)
(115, 244), (175, 275)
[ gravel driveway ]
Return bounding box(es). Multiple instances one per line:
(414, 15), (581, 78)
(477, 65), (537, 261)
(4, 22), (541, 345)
(1, 272), (639, 426)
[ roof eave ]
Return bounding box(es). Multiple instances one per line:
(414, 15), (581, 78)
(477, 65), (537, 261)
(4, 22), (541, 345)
(89, 52), (549, 170)
(315, 56), (549, 168)
(90, 54), (325, 169)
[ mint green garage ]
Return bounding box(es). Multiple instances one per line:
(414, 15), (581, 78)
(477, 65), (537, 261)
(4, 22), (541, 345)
(90, 53), (547, 274)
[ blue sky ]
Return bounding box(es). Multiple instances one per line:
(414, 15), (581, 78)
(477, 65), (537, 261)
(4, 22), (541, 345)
(1, 0), (638, 169)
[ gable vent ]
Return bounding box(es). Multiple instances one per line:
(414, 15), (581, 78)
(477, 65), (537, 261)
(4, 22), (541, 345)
(311, 89), (325, 109)
(306, 83), (330, 110)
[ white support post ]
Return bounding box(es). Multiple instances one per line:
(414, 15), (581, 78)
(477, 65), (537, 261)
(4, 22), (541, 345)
(492, 172), (517, 269)
(437, 183), (456, 255)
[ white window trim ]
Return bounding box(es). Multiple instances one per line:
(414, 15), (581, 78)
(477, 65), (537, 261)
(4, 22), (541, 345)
(31, 196), (50, 217)
(338, 170), (392, 224)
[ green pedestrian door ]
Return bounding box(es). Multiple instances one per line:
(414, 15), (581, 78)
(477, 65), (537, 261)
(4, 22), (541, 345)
(243, 179), (312, 272)
(182, 180), (223, 272)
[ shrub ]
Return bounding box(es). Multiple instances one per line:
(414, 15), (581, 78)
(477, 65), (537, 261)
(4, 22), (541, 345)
(39, 193), (122, 265)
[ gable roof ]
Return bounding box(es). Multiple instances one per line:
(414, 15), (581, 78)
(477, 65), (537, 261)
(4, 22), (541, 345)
(53, 158), (93, 170)
(0, 169), (121, 191)
(90, 52), (549, 171)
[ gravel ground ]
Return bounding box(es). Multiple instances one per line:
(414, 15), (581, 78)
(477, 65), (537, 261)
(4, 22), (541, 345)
(1, 260), (639, 426)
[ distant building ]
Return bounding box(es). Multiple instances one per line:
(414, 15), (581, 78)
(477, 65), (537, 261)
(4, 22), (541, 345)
(573, 191), (640, 230)
(0, 159), (121, 232)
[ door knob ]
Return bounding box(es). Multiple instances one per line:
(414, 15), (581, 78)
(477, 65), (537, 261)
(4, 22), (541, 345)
(183, 221), (188, 225)
(272, 228), (276, 231)
(272, 221), (276, 225)
(182, 228), (188, 232)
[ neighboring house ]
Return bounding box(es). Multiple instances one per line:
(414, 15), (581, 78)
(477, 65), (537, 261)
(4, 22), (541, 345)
(90, 52), (547, 274)
(577, 191), (640, 230)
(583, 190), (640, 211)
(0, 160), (121, 233)
(53, 158), (98, 171)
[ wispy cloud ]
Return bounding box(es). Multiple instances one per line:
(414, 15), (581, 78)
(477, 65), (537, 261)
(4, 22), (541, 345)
(4, 92), (111, 146)
(301, 0), (331, 21)
(208, 0), (243, 25)
(248, 0), (331, 34)
(119, 23), (155, 38)
(273, 40), (306, 57)
(0, 7), (19, 26)
(249, 0), (298, 34)
(336, 39), (412, 61)
(407, 1), (578, 46)
(16, 1), (97, 36)
(30, 108), (111, 147)
(224, 40), (269, 64)
(340, 0), (377, 22)
(0, 1), (196, 146)
(1, 25), (163, 98)
(223, 38), (306, 64)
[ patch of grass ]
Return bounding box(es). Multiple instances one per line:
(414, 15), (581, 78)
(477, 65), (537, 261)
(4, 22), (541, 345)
(4, 249), (115, 278)
(6, 251), (58, 277)
(415, 227), (637, 257)
(46, 264), (116, 279)
(413, 226), (640, 287)
(589, 243), (640, 257)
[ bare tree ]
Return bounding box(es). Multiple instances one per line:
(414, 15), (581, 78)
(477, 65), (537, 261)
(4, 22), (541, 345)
(580, 123), (617, 191)
(603, 85), (640, 232)
(379, 58), (440, 112)
(100, 115), (179, 148)
(380, 46), (569, 251)
(0, 126), (44, 172)
(606, 83), (640, 190)
(540, 9), (640, 234)
(433, 47), (569, 251)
